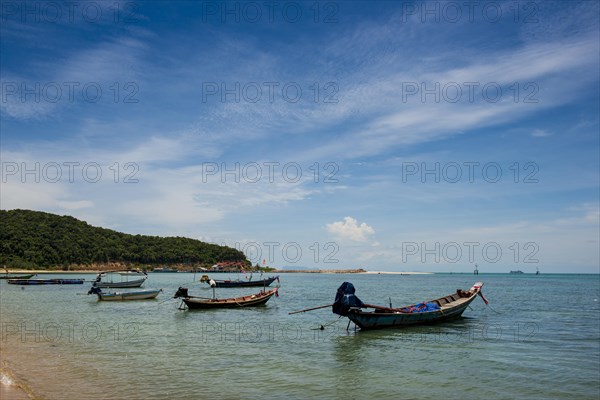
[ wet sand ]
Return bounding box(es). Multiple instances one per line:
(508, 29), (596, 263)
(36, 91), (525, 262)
(0, 361), (34, 399)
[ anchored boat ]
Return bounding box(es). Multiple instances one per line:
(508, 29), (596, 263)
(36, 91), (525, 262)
(93, 269), (147, 288)
(0, 273), (36, 280)
(88, 286), (162, 301)
(174, 287), (279, 309)
(7, 278), (85, 285)
(332, 282), (487, 330)
(199, 274), (279, 288)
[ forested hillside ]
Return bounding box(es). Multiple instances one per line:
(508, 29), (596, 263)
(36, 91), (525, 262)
(0, 209), (247, 269)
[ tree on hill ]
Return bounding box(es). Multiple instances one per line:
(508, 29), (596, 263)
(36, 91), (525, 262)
(0, 209), (248, 269)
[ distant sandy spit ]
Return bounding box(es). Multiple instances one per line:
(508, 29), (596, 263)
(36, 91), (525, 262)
(361, 271), (434, 275)
(272, 269), (434, 274)
(273, 269), (366, 274)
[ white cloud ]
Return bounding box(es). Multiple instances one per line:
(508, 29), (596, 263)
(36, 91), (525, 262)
(326, 216), (375, 242)
(0, 144), (330, 237)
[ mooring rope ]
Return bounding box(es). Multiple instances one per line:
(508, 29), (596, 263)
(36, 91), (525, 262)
(310, 315), (343, 330)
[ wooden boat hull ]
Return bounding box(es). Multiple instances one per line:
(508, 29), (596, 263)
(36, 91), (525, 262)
(208, 276), (279, 288)
(0, 274), (35, 280)
(181, 288), (278, 309)
(7, 278), (84, 285)
(345, 282), (485, 331)
(348, 295), (478, 330)
(95, 289), (161, 301)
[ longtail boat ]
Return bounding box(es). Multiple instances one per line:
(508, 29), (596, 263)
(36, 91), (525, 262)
(7, 278), (85, 285)
(0, 273), (35, 280)
(93, 269), (147, 288)
(199, 274), (279, 288)
(332, 282), (487, 330)
(88, 286), (162, 301)
(174, 287), (278, 309)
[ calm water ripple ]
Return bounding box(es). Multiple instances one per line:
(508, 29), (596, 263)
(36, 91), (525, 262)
(1, 273), (598, 399)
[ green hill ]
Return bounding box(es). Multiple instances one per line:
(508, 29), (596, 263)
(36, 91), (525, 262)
(0, 209), (248, 270)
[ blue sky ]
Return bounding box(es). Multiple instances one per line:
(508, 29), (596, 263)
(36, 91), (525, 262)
(1, 0), (598, 273)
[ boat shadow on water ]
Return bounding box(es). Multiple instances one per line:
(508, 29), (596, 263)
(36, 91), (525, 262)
(339, 316), (481, 341)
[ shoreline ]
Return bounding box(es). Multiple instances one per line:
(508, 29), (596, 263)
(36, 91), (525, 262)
(3, 270), (100, 274)
(4, 269), (435, 275)
(273, 270), (434, 274)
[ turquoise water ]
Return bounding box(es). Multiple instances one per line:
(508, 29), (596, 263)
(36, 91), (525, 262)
(1, 273), (599, 399)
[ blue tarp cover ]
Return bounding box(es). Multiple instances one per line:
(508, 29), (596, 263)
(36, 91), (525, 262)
(401, 302), (440, 313)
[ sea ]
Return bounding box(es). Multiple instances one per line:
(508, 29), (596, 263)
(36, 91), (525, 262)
(1, 272), (599, 399)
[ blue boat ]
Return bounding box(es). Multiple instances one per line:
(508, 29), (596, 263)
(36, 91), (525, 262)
(332, 282), (487, 330)
(7, 278), (85, 285)
(0, 273), (36, 280)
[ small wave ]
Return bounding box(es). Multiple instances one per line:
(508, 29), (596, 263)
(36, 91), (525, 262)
(1, 365), (37, 399)
(1, 372), (15, 386)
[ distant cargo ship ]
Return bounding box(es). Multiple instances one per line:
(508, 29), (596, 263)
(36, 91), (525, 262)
(510, 270), (524, 274)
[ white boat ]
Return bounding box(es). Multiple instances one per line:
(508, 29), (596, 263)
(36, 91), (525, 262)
(93, 269), (148, 288)
(88, 287), (162, 301)
(118, 270), (146, 276)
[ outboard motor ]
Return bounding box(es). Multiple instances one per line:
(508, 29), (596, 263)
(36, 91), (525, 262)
(332, 282), (365, 316)
(88, 286), (102, 295)
(174, 287), (189, 299)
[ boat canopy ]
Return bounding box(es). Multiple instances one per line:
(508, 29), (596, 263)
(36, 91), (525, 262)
(332, 282), (365, 316)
